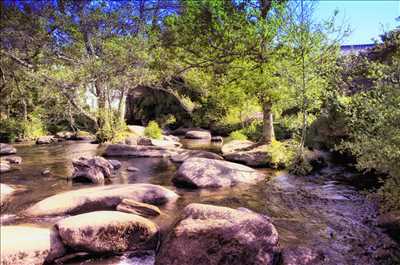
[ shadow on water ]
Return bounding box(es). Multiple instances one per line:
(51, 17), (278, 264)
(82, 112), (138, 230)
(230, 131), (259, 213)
(1, 141), (398, 265)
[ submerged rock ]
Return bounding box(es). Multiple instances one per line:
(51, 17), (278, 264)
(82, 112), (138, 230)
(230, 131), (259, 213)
(0, 226), (66, 265)
(171, 150), (224, 163)
(2, 155), (22, 164)
(71, 156), (113, 184)
(0, 184), (15, 206)
(116, 199), (162, 217)
(104, 144), (180, 158)
(0, 143), (16, 155)
(127, 166), (140, 172)
(172, 157), (265, 188)
(24, 184), (179, 217)
(56, 211), (159, 254)
(36, 135), (57, 144)
(185, 129), (211, 140)
(156, 203), (279, 265)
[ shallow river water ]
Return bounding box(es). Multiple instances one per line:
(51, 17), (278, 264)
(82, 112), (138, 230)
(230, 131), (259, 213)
(0, 141), (398, 265)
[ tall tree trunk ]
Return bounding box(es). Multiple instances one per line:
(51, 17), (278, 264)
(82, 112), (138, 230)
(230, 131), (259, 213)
(95, 80), (107, 128)
(262, 101), (275, 144)
(117, 90), (127, 124)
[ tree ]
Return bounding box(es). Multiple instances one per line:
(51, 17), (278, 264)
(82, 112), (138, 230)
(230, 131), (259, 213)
(163, 0), (287, 143)
(282, 0), (346, 157)
(337, 29), (400, 210)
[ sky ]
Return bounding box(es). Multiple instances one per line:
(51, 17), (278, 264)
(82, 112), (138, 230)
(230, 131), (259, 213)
(314, 0), (400, 45)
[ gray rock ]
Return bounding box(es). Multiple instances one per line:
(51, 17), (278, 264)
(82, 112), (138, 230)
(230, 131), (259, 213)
(36, 135), (57, 144)
(0, 160), (11, 173)
(173, 157), (265, 188)
(128, 125), (146, 136)
(108, 159), (122, 169)
(0, 184), (15, 207)
(56, 211), (159, 254)
(163, 135), (180, 142)
(2, 155), (22, 164)
(0, 143), (16, 155)
(116, 199), (161, 217)
(104, 144), (180, 158)
(55, 131), (74, 139)
(171, 150), (224, 163)
(71, 156), (113, 184)
(125, 137), (138, 145)
(0, 226), (66, 265)
(24, 184), (179, 217)
(155, 203), (279, 265)
(42, 169), (51, 175)
(222, 140), (281, 167)
(185, 129), (211, 140)
(127, 166), (139, 172)
(281, 246), (323, 265)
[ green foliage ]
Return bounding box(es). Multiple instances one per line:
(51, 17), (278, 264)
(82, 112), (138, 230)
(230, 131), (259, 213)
(336, 29), (400, 211)
(267, 140), (296, 168)
(228, 131), (248, 141)
(144, 121), (162, 139)
(95, 109), (128, 143)
(376, 178), (400, 212)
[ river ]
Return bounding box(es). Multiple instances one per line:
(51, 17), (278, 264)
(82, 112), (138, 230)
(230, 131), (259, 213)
(0, 140), (398, 265)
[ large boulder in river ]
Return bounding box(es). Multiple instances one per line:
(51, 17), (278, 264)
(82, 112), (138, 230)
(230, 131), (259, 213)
(222, 140), (289, 168)
(36, 135), (57, 144)
(0, 143), (16, 155)
(128, 125), (146, 136)
(56, 211), (159, 254)
(221, 140), (254, 154)
(0, 226), (66, 265)
(71, 156), (113, 184)
(104, 144), (181, 158)
(0, 183), (15, 206)
(222, 140), (270, 167)
(171, 150), (224, 163)
(172, 157), (265, 188)
(0, 159), (11, 173)
(138, 136), (183, 149)
(155, 203), (279, 265)
(185, 129), (211, 140)
(24, 184), (179, 217)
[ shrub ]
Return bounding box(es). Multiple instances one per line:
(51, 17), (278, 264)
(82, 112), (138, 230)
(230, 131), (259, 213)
(144, 120), (162, 139)
(376, 178), (400, 212)
(229, 130), (248, 141)
(267, 140), (296, 168)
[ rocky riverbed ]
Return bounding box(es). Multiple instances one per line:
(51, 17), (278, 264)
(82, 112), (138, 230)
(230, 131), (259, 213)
(0, 140), (398, 265)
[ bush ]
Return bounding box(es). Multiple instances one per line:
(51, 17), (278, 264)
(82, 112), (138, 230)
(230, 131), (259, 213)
(229, 130), (248, 141)
(144, 120), (162, 139)
(267, 140), (296, 168)
(376, 178), (400, 212)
